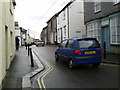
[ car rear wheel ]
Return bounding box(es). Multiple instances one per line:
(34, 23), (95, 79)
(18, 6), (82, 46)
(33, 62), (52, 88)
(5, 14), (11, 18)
(93, 63), (101, 68)
(69, 60), (74, 69)
(55, 54), (59, 62)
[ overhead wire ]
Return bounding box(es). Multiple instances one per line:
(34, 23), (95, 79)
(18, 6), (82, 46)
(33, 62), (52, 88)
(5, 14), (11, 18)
(30, 0), (58, 29)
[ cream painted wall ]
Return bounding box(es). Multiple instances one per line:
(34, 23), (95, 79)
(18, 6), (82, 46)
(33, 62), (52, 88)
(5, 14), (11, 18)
(0, 1), (16, 88)
(0, 2), (2, 89)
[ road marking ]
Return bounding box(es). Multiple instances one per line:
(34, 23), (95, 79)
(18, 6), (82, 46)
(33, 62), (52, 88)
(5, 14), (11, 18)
(101, 63), (120, 68)
(37, 56), (53, 90)
(22, 51), (44, 89)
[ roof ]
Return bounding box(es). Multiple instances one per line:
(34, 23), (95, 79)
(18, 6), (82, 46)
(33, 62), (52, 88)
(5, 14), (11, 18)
(47, 1), (74, 23)
(56, 1), (73, 16)
(46, 14), (57, 23)
(46, 1), (74, 23)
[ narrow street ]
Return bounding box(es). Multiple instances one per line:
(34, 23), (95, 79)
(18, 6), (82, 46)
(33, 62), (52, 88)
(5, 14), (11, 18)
(32, 45), (119, 89)
(1, 0), (120, 89)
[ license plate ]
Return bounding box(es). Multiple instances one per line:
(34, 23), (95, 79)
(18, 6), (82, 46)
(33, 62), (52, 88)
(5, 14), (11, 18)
(85, 51), (96, 54)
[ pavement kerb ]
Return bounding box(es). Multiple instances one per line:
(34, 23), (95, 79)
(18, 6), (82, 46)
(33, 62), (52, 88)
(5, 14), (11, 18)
(102, 60), (120, 65)
(22, 50), (45, 89)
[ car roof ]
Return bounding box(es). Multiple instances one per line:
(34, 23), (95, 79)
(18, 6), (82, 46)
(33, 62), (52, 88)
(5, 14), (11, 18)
(66, 37), (96, 41)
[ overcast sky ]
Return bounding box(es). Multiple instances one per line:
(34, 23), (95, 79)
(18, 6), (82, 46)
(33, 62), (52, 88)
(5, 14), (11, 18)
(14, 0), (70, 39)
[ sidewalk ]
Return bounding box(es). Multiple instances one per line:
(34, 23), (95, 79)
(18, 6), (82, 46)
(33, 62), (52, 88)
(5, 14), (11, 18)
(2, 47), (38, 89)
(102, 53), (120, 65)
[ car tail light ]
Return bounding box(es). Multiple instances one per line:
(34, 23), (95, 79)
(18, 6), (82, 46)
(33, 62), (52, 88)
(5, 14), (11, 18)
(74, 50), (81, 54)
(99, 48), (102, 53)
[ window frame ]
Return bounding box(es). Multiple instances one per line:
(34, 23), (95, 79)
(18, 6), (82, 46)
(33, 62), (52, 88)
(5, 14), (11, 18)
(63, 10), (66, 20)
(60, 40), (68, 48)
(63, 25), (66, 39)
(94, 1), (101, 13)
(110, 15), (120, 45)
(114, 0), (120, 4)
(66, 39), (74, 49)
(87, 21), (101, 43)
(77, 39), (100, 49)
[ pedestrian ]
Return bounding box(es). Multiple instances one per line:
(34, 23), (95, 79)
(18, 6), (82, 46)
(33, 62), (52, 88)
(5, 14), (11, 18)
(15, 37), (19, 50)
(25, 41), (27, 50)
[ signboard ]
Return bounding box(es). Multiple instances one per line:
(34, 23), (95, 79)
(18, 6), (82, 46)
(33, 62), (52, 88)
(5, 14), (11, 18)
(101, 20), (109, 26)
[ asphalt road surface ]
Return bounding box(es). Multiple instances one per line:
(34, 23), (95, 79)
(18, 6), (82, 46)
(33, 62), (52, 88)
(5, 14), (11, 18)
(32, 45), (119, 89)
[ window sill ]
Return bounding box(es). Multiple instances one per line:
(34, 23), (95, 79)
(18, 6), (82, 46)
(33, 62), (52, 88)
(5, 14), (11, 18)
(113, 2), (120, 6)
(94, 10), (101, 14)
(111, 44), (120, 46)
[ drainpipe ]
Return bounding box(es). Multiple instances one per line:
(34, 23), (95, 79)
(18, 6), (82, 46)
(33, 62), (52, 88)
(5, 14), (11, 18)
(67, 6), (70, 38)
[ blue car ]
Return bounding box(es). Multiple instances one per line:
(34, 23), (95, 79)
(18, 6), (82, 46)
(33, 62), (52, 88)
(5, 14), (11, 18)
(55, 37), (102, 69)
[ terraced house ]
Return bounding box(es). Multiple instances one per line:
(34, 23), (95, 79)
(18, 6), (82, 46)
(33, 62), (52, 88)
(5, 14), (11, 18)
(57, 0), (85, 43)
(84, 0), (120, 54)
(0, 0), (16, 88)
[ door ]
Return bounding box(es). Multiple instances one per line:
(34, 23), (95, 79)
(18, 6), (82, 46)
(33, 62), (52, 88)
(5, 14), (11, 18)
(65, 39), (74, 61)
(57, 40), (68, 60)
(101, 26), (110, 52)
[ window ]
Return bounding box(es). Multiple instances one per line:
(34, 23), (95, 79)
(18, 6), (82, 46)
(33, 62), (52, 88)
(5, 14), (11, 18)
(57, 29), (61, 43)
(63, 26), (66, 39)
(114, 0), (120, 4)
(87, 22), (101, 43)
(110, 15), (120, 44)
(60, 28), (63, 42)
(78, 39), (100, 49)
(66, 40), (74, 49)
(76, 31), (81, 33)
(63, 10), (66, 20)
(57, 29), (59, 38)
(94, 1), (101, 13)
(60, 40), (68, 48)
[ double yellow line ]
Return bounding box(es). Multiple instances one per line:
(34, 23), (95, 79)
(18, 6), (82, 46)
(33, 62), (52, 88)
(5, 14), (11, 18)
(36, 56), (120, 90)
(101, 63), (120, 68)
(37, 58), (53, 90)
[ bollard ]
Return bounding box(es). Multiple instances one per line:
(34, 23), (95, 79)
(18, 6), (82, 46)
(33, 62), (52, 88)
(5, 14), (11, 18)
(103, 41), (106, 59)
(28, 45), (30, 56)
(29, 48), (34, 67)
(25, 42), (27, 50)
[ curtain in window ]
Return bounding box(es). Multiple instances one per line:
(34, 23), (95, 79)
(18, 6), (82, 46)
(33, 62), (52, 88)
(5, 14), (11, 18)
(110, 15), (120, 44)
(86, 22), (101, 43)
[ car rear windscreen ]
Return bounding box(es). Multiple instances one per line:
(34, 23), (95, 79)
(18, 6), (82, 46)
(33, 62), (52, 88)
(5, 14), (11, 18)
(78, 39), (100, 49)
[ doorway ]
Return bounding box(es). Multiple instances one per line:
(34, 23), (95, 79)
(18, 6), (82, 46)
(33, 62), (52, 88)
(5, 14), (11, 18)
(5, 25), (8, 70)
(101, 26), (110, 52)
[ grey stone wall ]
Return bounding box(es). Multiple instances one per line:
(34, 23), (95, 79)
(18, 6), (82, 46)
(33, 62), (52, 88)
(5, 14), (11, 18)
(84, 2), (120, 23)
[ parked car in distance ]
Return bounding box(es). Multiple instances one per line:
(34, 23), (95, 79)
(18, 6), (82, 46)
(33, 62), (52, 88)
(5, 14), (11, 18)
(35, 40), (45, 47)
(55, 37), (102, 69)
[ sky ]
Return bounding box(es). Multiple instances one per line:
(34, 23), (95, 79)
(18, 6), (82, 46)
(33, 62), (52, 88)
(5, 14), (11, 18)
(14, 0), (70, 39)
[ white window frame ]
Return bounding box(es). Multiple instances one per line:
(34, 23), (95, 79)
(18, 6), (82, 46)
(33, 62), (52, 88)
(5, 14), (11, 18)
(63, 26), (66, 39)
(110, 15), (120, 44)
(94, 1), (101, 13)
(114, 0), (120, 4)
(63, 10), (66, 20)
(87, 22), (101, 43)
